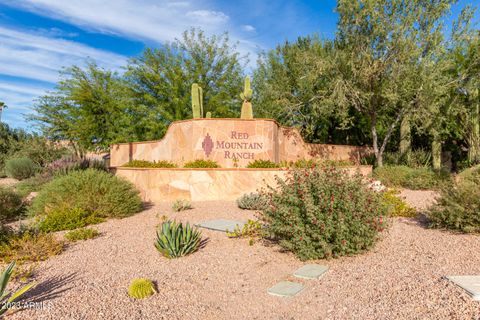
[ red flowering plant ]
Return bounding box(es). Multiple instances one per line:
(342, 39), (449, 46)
(259, 166), (389, 260)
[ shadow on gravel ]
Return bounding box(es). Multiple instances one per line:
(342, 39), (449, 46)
(21, 272), (77, 303)
(398, 214), (430, 229)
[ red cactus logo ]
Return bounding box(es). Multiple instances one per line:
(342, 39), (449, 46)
(202, 133), (214, 157)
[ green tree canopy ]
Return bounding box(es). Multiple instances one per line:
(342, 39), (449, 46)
(125, 28), (245, 139)
(30, 62), (135, 151)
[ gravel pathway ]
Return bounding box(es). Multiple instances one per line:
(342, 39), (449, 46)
(7, 198), (480, 320)
(0, 178), (18, 187)
(399, 189), (439, 212)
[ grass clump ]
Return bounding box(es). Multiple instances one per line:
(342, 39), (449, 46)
(172, 199), (192, 212)
(30, 169), (142, 218)
(128, 278), (156, 299)
(259, 166), (389, 260)
(246, 159), (279, 168)
(155, 220), (202, 258)
(183, 159), (219, 168)
(65, 228), (100, 242)
(0, 232), (64, 264)
(0, 187), (24, 222)
(122, 160), (177, 168)
(5, 157), (38, 180)
(236, 192), (268, 210)
(37, 208), (104, 232)
(381, 189), (417, 217)
(373, 165), (449, 190)
(428, 170), (480, 233)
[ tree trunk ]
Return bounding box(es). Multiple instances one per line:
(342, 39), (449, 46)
(467, 102), (480, 164)
(432, 131), (442, 171)
(400, 114), (411, 156)
(371, 115), (382, 167)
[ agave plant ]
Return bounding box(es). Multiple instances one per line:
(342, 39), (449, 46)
(1, 262), (36, 315)
(155, 220), (202, 258)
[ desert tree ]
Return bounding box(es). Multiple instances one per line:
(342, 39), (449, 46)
(126, 28), (245, 138)
(333, 0), (458, 166)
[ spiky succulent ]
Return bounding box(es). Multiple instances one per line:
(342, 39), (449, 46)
(1, 262), (36, 315)
(128, 278), (156, 299)
(155, 220), (202, 258)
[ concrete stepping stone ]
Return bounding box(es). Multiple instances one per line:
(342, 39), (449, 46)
(294, 264), (329, 279)
(446, 276), (480, 301)
(267, 281), (304, 297)
(196, 219), (245, 232)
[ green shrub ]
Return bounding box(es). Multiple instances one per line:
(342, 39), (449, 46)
(172, 199), (193, 212)
(183, 159), (219, 168)
(373, 165), (449, 190)
(30, 169), (142, 218)
(428, 171), (480, 233)
(155, 220), (202, 258)
(11, 136), (68, 168)
(122, 160), (177, 168)
(246, 159), (279, 168)
(457, 164), (480, 181)
(0, 224), (13, 244)
(236, 193), (268, 210)
(65, 228), (100, 242)
(0, 188), (24, 222)
(128, 278), (156, 299)
(280, 159), (354, 168)
(0, 262), (36, 316)
(280, 159), (317, 168)
(383, 149), (432, 168)
(5, 158), (38, 180)
(0, 232), (64, 264)
(381, 189), (417, 217)
(38, 208), (105, 232)
(15, 174), (51, 198)
(260, 166), (388, 260)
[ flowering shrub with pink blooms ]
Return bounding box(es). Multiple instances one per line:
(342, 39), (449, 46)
(259, 166), (389, 260)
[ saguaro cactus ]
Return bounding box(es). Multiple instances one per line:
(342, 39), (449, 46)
(205, 111), (212, 118)
(240, 76), (253, 119)
(191, 83), (204, 119)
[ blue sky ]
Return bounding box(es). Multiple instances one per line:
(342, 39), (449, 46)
(0, 0), (477, 130)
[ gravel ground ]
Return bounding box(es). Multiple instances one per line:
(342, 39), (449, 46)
(398, 189), (439, 212)
(0, 178), (18, 187)
(7, 195), (480, 320)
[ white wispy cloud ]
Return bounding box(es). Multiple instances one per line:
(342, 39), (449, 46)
(242, 25), (256, 32)
(0, 26), (127, 83)
(0, 0), (268, 128)
(0, 26), (128, 128)
(3, 0), (235, 42)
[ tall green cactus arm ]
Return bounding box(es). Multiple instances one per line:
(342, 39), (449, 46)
(240, 76), (253, 119)
(198, 86), (204, 118)
(240, 76), (253, 101)
(191, 83), (203, 119)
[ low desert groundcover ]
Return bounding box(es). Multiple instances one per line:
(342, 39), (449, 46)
(259, 166), (389, 260)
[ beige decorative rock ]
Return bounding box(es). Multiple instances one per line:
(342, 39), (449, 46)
(111, 119), (374, 202)
(110, 119), (372, 168)
(114, 167), (372, 202)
